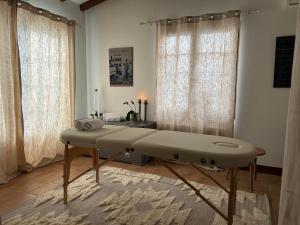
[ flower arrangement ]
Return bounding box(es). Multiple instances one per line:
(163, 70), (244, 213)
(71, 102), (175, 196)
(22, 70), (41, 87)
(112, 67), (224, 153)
(123, 101), (137, 121)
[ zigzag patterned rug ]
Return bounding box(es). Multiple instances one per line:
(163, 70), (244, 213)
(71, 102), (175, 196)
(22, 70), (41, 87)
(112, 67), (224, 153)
(2, 166), (272, 225)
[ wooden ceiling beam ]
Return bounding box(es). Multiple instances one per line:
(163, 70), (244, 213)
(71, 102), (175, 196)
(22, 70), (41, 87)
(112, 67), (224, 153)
(80, 0), (108, 11)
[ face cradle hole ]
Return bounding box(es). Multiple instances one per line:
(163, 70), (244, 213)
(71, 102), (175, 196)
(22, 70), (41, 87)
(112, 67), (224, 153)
(214, 142), (240, 148)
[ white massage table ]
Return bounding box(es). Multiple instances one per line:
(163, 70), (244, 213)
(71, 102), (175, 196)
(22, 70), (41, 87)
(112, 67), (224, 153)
(60, 125), (256, 225)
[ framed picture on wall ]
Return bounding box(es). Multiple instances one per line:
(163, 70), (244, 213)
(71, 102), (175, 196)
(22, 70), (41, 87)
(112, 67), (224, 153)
(273, 36), (295, 88)
(109, 47), (133, 86)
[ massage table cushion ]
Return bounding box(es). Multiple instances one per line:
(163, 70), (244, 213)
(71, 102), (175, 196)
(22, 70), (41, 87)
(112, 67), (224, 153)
(96, 129), (256, 168)
(96, 127), (158, 154)
(61, 125), (256, 168)
(133, 130), (256, 168)
(60, 125), (127, 148)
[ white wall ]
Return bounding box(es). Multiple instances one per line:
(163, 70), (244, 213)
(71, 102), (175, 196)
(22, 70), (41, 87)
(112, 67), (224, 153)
(235, 8), (297, 167)
(26, 0), (88, 119)
(85, 0), (157, 120)
(85, 0), (297, 168)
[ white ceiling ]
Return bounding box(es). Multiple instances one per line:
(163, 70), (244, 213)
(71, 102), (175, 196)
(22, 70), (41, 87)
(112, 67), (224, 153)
(68, 0), (297, 9)
(70, 0), (86, 4)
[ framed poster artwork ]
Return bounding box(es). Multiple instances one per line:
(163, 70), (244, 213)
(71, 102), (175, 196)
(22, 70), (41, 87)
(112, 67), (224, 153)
(273, 36), (295, 88)
(109, 47), (133, 86)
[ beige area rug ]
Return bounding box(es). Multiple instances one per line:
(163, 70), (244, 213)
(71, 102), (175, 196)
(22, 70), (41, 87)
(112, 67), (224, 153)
(2, 166), (272, 225)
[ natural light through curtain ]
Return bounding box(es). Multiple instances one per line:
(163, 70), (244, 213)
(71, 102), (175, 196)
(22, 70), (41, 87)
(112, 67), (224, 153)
(156, 15), (240, 137)
(0, 0), (27, 183)
(17, 8), (75, 167)
(278, 4), (300, 224)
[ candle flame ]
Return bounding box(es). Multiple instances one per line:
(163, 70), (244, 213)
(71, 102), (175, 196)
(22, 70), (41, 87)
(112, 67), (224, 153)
(138, 93), (147, 101)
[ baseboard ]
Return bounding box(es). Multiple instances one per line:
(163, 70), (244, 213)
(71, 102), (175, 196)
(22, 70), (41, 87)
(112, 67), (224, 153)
(240, 165), (282, 176)
(257, 165), (282, 175)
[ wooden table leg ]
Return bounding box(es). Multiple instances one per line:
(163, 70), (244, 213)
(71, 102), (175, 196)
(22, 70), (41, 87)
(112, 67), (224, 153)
(233, 169), (238, 215)
(93, 149), (99, 183)
(157, 159), (228, 222)
(250, 163), (254, 192)
(226, 168), (231, 180)
(254, 158), (257, 180)
(228, 168), (237, 225)
(63, 146), (103, 204)
(63, 144), (71, 204)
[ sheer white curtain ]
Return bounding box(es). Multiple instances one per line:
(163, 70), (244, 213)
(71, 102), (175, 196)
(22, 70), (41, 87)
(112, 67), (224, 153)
(17, 8), (75, 167)
(278, 5), (300, 225)
(156, 13), (240, 137)
(0, 0), (27, 183)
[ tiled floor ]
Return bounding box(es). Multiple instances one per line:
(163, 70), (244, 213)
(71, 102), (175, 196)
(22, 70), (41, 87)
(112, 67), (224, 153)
(0, 157), (281, 224)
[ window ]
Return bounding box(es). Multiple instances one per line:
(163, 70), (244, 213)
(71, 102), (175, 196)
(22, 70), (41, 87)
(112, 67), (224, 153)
(17, 8), (75, 166)
(156, 17), (240, 137)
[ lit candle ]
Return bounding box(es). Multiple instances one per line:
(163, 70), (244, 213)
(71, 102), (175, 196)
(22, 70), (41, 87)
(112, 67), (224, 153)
(138, 99), (142, 122)
(144, 99), (148, 122)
